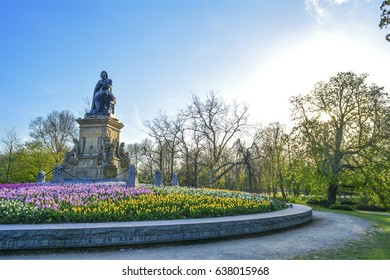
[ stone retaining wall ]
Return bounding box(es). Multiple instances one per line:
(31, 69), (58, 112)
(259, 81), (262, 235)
(0, 204), (312, 251)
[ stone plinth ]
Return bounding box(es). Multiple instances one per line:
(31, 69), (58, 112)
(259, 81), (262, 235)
(62, 114), (128, 180)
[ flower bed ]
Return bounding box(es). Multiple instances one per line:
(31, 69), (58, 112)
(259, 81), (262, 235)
(0, 183), (287, 224)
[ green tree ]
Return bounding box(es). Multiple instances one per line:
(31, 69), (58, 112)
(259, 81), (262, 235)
(291, 72), (390, 207)
(17, 141), (58, 182)
(258, 123), (289, 197)
(380, 0), (390, 42)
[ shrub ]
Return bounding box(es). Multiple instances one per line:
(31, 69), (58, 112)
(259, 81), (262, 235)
(306, 197), (327, 206)
(357, 204), (389, 212)
(329, 204), (354, 211)
(282, 195), (307, 205)
(338, 199), (358, 205)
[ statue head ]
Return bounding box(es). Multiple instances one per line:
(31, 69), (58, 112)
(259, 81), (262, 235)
(100, 71), (108, 79)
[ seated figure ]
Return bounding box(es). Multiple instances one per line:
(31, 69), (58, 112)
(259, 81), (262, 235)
(63, 138), (80, 166)
(90, 71), (116, 115)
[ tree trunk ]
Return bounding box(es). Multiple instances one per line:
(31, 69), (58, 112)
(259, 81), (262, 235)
(279, 173), (286, 198)
(209, 165), (214, 188)
(327, 183), (338, 207)
(5, 152), (13, 183)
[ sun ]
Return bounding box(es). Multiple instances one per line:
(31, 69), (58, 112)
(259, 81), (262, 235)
(319, 112), (332, 122)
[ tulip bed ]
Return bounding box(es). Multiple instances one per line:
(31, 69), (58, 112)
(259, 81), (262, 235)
(0, 183), (287, 224)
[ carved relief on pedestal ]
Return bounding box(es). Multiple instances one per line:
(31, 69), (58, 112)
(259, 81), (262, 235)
(117, 142), (130, 168)
(62, 138), (81, 166)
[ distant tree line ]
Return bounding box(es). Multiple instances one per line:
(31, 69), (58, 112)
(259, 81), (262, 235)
(0, 110), (77, 183)
(129, 72), (390, 208)
(1, 72), (389, 209)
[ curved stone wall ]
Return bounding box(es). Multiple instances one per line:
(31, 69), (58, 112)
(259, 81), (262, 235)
(0, 204), (312, 251)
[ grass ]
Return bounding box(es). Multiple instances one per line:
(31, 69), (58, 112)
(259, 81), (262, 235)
(295, 207), (390, 260)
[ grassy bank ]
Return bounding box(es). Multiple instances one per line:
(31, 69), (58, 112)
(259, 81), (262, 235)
(295, 207), (390, 260)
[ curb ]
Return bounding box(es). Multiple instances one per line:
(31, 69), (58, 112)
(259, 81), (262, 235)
(0, 204), (312, 251)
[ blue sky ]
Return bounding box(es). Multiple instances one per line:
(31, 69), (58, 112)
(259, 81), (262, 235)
(0, 0), (389, 145)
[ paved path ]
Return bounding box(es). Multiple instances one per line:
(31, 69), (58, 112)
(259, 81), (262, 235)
(0, 210), (374, 260)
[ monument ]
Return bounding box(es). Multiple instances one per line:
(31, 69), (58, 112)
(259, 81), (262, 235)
(62, 71), (130, 181)
(171, 172), (179, 186)
(153, 170), (162, 186)
(126, 164), (138, 187)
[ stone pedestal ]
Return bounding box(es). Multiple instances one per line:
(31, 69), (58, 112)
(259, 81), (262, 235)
(62, 114), (128, 180)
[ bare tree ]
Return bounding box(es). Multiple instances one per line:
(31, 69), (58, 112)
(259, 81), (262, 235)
(78, 95), (92, 116)
(143, 111), (170, 183)
(187, 92), (249, 188)
(176, 110), (206, 188)
(143, 111), (184, 184)
(234, 136), (259, 193)
(138, 138), (157, 182)
(126, 142), (142, 167)
(0, 127), (20, 183)
(29, 110), (77, 164)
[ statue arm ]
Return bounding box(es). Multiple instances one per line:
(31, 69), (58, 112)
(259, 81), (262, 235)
(94, 80), (103, 93)
(107, 79), (113, 93)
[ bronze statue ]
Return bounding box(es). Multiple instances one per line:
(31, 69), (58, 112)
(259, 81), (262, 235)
(89, 71), (116, 115)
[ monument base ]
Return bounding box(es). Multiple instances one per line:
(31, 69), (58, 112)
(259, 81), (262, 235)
(62, 114), (129, 181)
(63, 164), (125, 181)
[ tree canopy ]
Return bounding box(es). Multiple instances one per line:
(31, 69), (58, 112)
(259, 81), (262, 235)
(28, 110), (77, 164)
(290, 72), (390, 206)
(380, 0), (390, 42)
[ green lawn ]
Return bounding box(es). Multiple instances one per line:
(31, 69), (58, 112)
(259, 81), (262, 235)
(295, 208), (390, 260)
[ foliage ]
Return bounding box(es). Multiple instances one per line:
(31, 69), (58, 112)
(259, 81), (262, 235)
(0, 199), (48, 224)
(281, 195), (307, 205)
(258, 122), (289, 197)
(357, 204), (389, 212)
(290, 72), (390, 207)
(379, 0), (390, 42)
(306, 197), (328, 206)
(328, 204), (354, 211)
(0, 127), (20, 183)
(0, 184), (287, 224)
(0, 141), (63, 183)
(28, 110), (77, 164)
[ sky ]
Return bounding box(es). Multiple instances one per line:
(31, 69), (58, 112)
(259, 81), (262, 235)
(0, 0), (389, 145)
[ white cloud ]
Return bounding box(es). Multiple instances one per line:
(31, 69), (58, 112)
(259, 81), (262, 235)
(329, 0), (349, 5)
(305, 0), (328, 21)
(305, 0), (349, 21)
